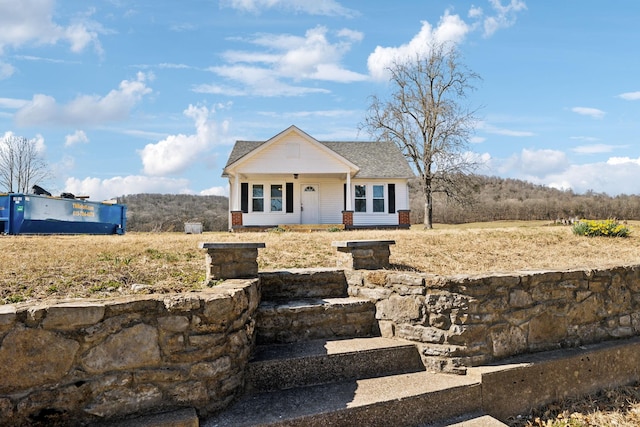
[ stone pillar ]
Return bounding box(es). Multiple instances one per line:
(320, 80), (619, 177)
(231, 211), (243, 228)
(199, 242), (265, 282)
(398, 210), (411, 227)
(342, 210), (353, 228)
(331, 240), (396, 270)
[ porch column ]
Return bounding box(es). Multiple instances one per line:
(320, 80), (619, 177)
(233, 174), (240, 211)
(345, 173), (352, 211)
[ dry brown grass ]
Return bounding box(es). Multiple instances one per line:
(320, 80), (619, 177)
(508, 382), (640, 426)
(2, 220), (640, 304)
(3, 220), (640, 424)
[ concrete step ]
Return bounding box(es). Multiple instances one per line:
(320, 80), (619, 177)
(259, 268), (348, 300)
(279, 224), (345, 232)
(247, 337), (425, 393)
(427, 413), (508, 427)
(256, 297), (378, 344)
(202, 371), (481, 427)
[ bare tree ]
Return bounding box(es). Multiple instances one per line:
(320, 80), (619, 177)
(363, 42), (481, 228)
(0, 134), (51, 193)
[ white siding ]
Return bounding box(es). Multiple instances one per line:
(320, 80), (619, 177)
(239, 134), (349, 175)
(237, 177), (410, 227)
(318, 180), (343, 223)
(240, 177), (344, 226)
(350, 179), (408, 226)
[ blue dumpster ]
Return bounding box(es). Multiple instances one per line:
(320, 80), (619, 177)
(0, 193), (126, 235)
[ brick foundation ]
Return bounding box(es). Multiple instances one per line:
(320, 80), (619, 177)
(231, 210), (243, 227)
(398, 210), (411, 226)
(342, 210), (354, 227)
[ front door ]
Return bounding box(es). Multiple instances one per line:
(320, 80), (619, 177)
(300, 184), (319, 224)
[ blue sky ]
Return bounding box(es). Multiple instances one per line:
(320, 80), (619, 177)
(1, 0), (639, 201)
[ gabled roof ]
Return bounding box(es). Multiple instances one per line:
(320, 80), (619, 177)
(322, 141), (414, 178)
(223, 127), (414, 179)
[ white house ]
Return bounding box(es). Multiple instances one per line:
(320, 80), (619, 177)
(222, 126), (414, 230)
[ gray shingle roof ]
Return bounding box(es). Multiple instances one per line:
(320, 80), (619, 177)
(224, 139), (415, 179)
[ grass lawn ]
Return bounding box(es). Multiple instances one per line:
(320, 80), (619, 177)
(2, 220), (640, 304)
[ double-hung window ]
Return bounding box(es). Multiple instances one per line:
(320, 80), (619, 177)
(355, 185), (366, 212)
(373, 185), (385, 212)
(271, 185), (283, 212)
(252, 185), (264, 212)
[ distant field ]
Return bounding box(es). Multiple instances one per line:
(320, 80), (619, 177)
(2, 221), (640, 305)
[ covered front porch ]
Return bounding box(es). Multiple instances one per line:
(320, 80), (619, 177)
(227, 172), (411, 231)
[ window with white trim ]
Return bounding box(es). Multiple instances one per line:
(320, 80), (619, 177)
(271, 185), (283, 212)
(355, 185), (366, 212)
(373, 185), (385, 212)
(252, 185), (264, 212)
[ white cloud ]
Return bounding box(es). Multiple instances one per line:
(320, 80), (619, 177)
(64, 175), (191, 201)
(14, 72), (152, 126)
(478, 122), (535, 137)
(607, 156), (640, 166)
(64, 130), (89, 147)
(482, 0), (527, 38)
(489, 128), (534, 137)
(203, 25), (367, 96)
(486, 149), (640, 196)
(0, 61), (14, 79)
(368, 15), (470, 81)
(569, 136), (599, 143)
(519, 148), (568, 176)
(262, 109), (360, 119)
(468, 6), (483, 19)
(572, 144), (619, 154)
(367, 2), (527, 81)
(544, 161), (640, 195)
(197, 65), (331, 97)
(0, 0), (104, 55)
(200, 186), (228, 197)
(571, 107), (606, 119)
(158, 63), (193, 69)
(139, 104), (230, 176)
(618, 91), (640, 101)
(220, 0), (357, 17)
(336, 28), (364, 42)
(0, 97), (29, 109)
(0, 131), (46, 155)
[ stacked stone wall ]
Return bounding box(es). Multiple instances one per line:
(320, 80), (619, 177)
(0, 279), (259, 426)
(4, 262), (640, 423)
(346, 265), (640, 373)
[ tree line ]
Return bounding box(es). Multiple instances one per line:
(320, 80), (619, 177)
(118, 175), (640, 233)
(410, 175), (640, 225)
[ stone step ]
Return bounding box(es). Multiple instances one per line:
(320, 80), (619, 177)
(256, 297), (378, 344)
(259, 268), (348, 300)
(202, 371), (481, 427)
(246, 337), (425, 393)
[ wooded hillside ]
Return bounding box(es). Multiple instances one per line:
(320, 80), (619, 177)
(118, 176), (640, 232)
(418, 175), (640, 224)
(117, 193), (228, 232)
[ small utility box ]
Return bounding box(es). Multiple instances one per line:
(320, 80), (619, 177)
(185, 222), (203, 234)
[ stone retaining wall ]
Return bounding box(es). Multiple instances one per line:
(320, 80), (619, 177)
(346, 265), (640, 374)
(4, 263), (640, 423)
(0, 279), (259, 426)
